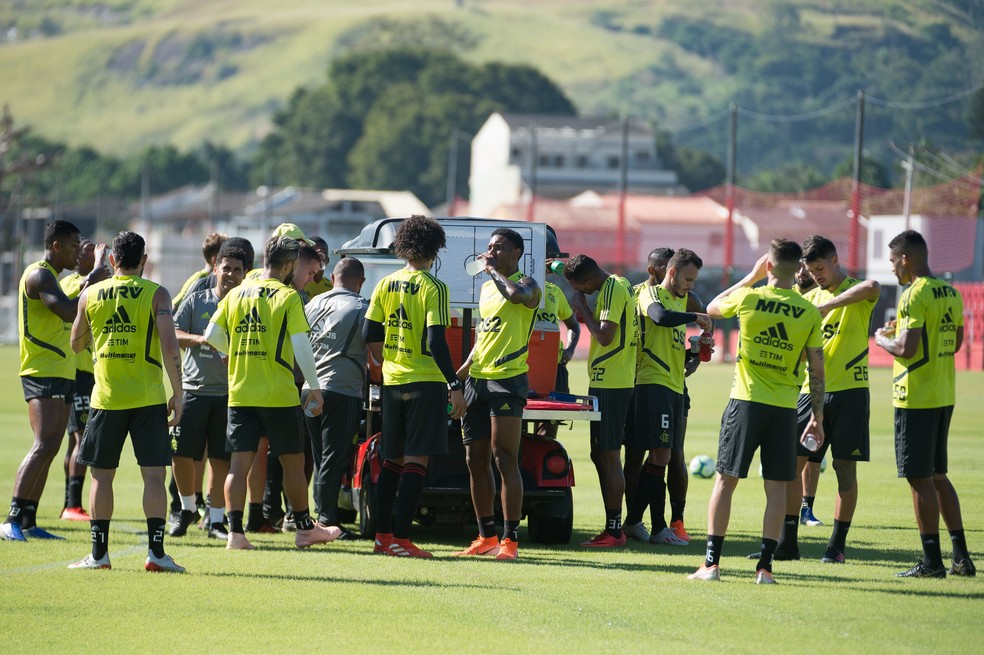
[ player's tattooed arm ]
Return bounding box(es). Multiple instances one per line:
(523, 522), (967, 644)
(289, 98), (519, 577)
(806, 346), (825, 422)
(32, 268), (80, 322)
(486, 267), (541, 308)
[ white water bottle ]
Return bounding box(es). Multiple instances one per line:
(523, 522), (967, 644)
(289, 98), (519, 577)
(803, 433), (819, 452)
(465, 259), (485, 276)
(303, 396), (319, 418)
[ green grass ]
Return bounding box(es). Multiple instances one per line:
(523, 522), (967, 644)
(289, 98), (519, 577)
(0, 344), (981, 653)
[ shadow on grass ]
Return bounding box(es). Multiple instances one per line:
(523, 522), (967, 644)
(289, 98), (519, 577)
(194, 569), (508, 590)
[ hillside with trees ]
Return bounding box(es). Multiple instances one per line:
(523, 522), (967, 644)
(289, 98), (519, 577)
(1, 0), (982, 205)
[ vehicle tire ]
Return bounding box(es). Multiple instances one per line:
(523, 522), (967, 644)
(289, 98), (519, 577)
(357, 473), (376, 539)
(527, 488), (573, 544)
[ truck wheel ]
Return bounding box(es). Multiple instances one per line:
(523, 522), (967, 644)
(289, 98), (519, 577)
(357, 475), (376, 539)
(527, 489), (573, 544)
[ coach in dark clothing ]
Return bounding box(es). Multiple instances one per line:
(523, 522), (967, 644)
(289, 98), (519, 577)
(304, 257), (369, 535)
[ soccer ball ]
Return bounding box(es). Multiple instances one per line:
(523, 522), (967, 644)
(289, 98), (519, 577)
(689, 455), (715, 479)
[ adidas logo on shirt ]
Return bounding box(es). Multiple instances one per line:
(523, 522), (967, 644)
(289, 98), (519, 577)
(101, 307), (136, 334)
(940, 308), (957, 332)
(753, 322), (793, 351)
(387, 304), (413, 329)
(234, 307), (266, 333)
(852, 449), (862, 456)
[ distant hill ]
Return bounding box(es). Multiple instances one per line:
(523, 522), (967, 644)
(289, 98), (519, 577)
(2, 0), (982, 182)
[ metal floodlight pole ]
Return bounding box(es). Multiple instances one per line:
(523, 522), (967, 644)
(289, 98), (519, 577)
(445, 128), (459, 217)
(849, 90), (865, 276)
(722, 103), (737, 361)
(526, 123), (538, 221)
(902, 143), (915, 231)
(616, 114), (629, 275)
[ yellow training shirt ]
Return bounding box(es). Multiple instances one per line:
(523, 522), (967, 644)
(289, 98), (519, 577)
(800, 277), (875, 393)
(61, 272), (94, 375)
(537, 281), (573, 363)
(587, 275), (638, 389)
(365, 268), (451, 385)
(470, 271), (538, 380)
(637, 283), (688, 393)
(892, 276), (963, 409)
(86, 275), (166, 410)
(717, 286), (822, 409)
(19, 261), (74, 380)
(211, 277), (310, 407)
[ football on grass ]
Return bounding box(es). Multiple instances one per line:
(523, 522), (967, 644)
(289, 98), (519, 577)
(689, 455), (715, 479)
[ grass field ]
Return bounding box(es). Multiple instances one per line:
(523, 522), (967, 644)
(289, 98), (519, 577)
(0, 345), (981, 654)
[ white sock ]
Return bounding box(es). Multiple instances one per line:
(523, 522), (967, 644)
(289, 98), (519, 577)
(179, 495), (197, 512)
(209, 507), (225, 525)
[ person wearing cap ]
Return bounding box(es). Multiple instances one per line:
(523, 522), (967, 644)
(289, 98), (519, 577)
(304, 237), (334, 300)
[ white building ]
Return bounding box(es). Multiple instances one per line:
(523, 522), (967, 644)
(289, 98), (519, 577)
(469, 113), (680, 218)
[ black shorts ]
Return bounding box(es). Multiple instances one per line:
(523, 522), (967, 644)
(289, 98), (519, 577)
(624, 384), (685, 452)
(77, 405), (170, 468)
(555, 362), (570, 394)
(21, 375), (74, 403)
(683, 385), (691, 417)
(67, 371), (94, 434)
(894, 406), (953, 478)
(462, 374), (528, 444)
(171, 392), (229, 461)
(796, 389), (870, 462)
(716, 399), (797, 481)
(589, 386), (633, 452)
(381, 381), (449, 459)
(227, 405), (305, 457)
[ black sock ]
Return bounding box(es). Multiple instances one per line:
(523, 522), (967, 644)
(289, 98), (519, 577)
(20, 501), (37, 529)
(605, 508), (622, 537)
(293, 509), (314, 531)
(756, 538), (779, 573)
(778, 514), (799, 550)
(228, 510), (245, 534)
(920, 532), (944, 568)
(6, 497), (28, 525)
(478, 515), (497, 539)
(829, 519), (851, 552)
(648, 464), (667, 532)
(67, 476), (85, 509)
(375, 460), (402, 536)
(705, 534), (725, 566)
(802, 496), (816, 511)
(670, 500), (686, 524)
(63, 476), (70, 509)
(195, 492), (205, 511)
(625, 463), (660, 525)
(503, 520), (520, 543)
(246, 503), (263, 527)
(168, 475), (180, 513)
(949, 529), (970, 561)
(90, 519), (110, 559)
(393, 462), (427, 539)
(147, 518), (166, 558)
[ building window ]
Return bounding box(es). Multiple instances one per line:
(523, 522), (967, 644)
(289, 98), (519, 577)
(510, 147), (522, 161)
(575, 155), (588, 168)
(538, 154), (551, 167)
(554, 155), (565, 167)
(607, 156), (620, 169)
(636, 151), (651, 163)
